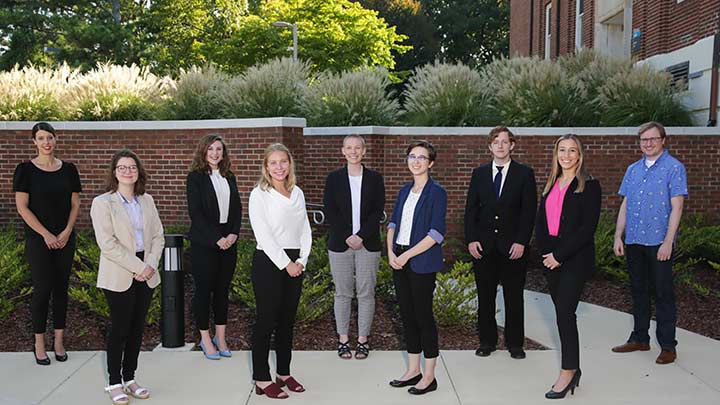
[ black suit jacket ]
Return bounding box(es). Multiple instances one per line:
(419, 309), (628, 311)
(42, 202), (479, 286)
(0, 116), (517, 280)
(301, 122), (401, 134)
(323, 165), (385, 252)
(464, 160), (537, 255)
(186, 170), (242, 247)
(535, 178), (601, 272)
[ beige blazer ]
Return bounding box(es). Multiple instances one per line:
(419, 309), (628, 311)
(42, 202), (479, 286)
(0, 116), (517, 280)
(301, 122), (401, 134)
(90, 192), (164, 292)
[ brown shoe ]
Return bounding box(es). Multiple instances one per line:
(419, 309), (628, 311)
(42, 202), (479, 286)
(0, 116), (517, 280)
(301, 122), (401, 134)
(656, 350), (677, 364)
(611, 342), (651, 353)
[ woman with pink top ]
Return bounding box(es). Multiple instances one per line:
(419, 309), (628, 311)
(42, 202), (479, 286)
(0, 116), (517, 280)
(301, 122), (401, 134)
(534, 134), (601, 400)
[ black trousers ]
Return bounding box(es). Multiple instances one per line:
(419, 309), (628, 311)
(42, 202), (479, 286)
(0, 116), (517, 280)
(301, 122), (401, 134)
(545, 264), (587, 370)
(393, 246), (439, 359)
(626, 244), (677, 350)
(473, 248), (527, 349)
(25, 234), (76, 334)
(251, 249), (303, 381)
(190, 231), (237, 330)
(103, 252), (153, 385)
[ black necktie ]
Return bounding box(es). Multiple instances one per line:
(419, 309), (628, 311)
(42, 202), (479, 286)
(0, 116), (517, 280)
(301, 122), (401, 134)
(494, 166), (503, 199)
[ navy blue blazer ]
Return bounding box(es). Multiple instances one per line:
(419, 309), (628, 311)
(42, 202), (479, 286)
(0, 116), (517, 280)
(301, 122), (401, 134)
(388, 178), (447, 274)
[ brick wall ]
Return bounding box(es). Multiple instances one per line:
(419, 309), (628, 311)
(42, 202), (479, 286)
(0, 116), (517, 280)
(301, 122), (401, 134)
(2, 122), (718, 241)
(510, 0), (533, 56)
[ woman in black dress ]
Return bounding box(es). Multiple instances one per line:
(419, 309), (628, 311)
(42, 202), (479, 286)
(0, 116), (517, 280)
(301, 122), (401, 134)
(13, 122), (81, 365)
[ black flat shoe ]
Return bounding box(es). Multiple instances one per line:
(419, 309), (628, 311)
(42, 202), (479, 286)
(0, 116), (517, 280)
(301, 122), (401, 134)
(33, 348), (51, 366)
(55, 352), (68, 362)
(545, 369), (581, 399)
(408, 379), (437, 395)
(510, 348), (526, 359)
(475, 345), (496, 357)
(389, 374), (422, 388)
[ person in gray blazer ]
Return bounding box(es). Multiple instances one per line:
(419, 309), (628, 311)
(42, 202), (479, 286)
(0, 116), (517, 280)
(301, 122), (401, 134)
(91, 149), (164, 405)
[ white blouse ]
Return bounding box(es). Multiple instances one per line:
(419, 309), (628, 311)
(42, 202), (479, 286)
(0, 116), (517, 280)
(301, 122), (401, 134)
(249, 185), (312, 270)
(348, 173), (362, 235)
(209, 170), (230, 224)
(396, 190), (421, 246)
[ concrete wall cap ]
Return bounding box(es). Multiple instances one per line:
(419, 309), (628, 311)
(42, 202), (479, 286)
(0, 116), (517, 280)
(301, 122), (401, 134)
(304, 126), (720, 136)
(0, 117), (307, 131)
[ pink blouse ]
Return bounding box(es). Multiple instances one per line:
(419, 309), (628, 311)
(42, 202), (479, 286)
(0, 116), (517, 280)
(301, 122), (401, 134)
(545, 181), (570, 236)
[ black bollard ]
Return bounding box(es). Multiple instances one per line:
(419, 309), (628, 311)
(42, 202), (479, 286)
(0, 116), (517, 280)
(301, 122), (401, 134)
(161, 234), (185, 348)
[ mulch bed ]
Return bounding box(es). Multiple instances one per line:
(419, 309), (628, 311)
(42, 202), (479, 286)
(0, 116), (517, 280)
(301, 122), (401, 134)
(4, 262), (716, 353)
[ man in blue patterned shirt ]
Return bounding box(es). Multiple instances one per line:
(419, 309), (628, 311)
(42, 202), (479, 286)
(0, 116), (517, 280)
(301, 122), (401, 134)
(610, 122), (687, 365)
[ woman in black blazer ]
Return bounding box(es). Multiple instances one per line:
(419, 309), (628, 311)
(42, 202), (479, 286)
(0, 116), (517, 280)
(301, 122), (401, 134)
(186, 135), (242, 360)
(535, 134), (601, 399)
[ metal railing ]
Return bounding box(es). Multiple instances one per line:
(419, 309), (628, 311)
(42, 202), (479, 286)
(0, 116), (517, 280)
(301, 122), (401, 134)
(306, 202), (387, 225)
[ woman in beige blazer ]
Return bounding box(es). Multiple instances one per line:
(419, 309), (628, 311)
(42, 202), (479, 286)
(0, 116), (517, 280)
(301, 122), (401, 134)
(90, 149), (164, 405)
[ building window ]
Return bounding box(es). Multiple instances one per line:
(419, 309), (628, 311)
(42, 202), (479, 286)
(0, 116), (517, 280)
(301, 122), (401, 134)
(545, 3), (552, 59)
(575, 0), (584, 50)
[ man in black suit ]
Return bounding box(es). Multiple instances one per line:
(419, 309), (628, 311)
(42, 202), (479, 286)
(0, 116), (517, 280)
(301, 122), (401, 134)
(464, 126), (537, 359)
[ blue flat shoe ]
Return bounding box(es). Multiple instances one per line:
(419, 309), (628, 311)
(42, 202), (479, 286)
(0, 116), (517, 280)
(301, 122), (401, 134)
(199, 341), (220, 360)
(212, 336), (232, 358)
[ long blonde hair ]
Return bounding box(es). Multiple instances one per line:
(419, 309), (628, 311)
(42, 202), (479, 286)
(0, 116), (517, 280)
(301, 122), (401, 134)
(542, 134), (591, 196)
(258, 143), (296, 191)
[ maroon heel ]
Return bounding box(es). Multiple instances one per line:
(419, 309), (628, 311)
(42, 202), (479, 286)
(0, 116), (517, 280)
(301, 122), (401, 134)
(255, 383), (288, 399)
(276, 376), (306, 393)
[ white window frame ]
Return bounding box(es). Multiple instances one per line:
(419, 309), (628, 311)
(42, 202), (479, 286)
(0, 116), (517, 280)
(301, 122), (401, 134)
(575, 0), (584, 50)
(545, 3), (552, 59)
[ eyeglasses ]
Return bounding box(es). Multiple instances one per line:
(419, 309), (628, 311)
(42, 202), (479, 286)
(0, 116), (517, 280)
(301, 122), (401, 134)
(116, 165), (138, 173)
(639, 136), (663, 144)
(407, 154), (430, 162)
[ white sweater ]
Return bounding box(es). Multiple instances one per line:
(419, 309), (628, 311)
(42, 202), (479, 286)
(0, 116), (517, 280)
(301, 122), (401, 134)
(249, 185), (312, 270)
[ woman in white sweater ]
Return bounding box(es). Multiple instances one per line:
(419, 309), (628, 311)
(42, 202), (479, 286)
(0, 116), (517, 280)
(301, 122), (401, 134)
(249, 143), (312, 399)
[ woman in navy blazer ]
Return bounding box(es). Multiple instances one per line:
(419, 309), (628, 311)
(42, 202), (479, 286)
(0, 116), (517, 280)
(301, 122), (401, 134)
(387, 140), (447, 396)
(186, 135), (242, 360)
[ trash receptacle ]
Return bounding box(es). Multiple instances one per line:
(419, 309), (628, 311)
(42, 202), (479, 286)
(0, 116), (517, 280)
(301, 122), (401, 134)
(161, 234), (185, 348)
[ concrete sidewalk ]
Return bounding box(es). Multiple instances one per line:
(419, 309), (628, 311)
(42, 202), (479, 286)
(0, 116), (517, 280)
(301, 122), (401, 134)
(1, 290), (718, 405)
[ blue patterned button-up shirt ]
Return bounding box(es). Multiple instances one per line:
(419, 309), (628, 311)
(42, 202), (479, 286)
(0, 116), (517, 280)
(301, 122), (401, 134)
(618, 150), (687, 246)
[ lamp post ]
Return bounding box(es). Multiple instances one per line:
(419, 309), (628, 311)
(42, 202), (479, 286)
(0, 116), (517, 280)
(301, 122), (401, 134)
(272, 21), (298, 61)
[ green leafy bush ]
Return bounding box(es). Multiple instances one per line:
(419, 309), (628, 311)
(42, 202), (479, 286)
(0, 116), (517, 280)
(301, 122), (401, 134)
(0, 64), (77, 121)
(68, 63), (173, 121)
(219, 58), (309, 118)
(230, 235), (333, 324)
(403, 61), (494, 126)
(302, 67), (400, 126)
(596, 65), (692, 126)
(594, 211), (629, 282)
(69, 232), (161, 324)
(0, 226), (31, 320)
(163, 65), (230, 120)
(432, 261), (476, 326)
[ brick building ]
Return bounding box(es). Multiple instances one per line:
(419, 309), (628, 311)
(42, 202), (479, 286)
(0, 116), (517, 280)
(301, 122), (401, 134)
(509, 0), (720, 126)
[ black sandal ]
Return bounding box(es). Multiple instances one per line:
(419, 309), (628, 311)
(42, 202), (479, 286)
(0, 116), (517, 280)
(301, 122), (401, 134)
(338, 340), (352, 359)
(355, 340), (370, 359)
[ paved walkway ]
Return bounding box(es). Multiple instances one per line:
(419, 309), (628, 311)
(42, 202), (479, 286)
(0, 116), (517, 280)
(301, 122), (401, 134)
(1, 290), (719, 405)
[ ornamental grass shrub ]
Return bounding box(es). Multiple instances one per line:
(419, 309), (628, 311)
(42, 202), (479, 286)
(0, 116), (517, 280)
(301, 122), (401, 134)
(67, 63), (173, 121)
(219, 58), (309, 118)
(163, 65), (230, 120)
(433, 261), (476, 326)
(302, 67), (400, 126)
(596, 65), (693, 126)
(403, 61), (495, 126)
(0, 64), (77, 121)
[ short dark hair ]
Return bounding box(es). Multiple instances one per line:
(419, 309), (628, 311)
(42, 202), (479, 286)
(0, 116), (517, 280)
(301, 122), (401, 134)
(31, 122), (56, 139)
(638, 121), (666, 139)
(406, 139), (437, 162)
(104, 149), (148, 195)
(488, 125), (516, 145)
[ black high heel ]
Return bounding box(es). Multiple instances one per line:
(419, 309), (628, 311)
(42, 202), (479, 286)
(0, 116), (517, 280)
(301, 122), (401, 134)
(33, 345), (51, 366)
(545, 369), (581, 399)
(55, 352), (68, 362)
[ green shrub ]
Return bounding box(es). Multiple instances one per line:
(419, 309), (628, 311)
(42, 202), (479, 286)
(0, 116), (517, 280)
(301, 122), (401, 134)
(433, 261), (476, 326)
(69, 232), (161, 324)
(594, 211), (629, 282)
(0, 226), (31, 320)
(163, 65), (230, 120)
(219, 58), (309, 118)
(493, 58), (594, 126)
(596, 65), (692, 126)
(68, 63), (173, 121)
(230, 235), (333, 324)
(302, 67), (400, 126)
(403, 61), (495, 126)
(0, 64), (77, 121)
